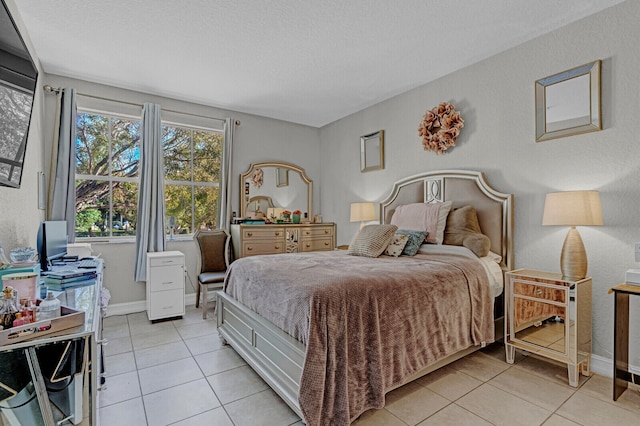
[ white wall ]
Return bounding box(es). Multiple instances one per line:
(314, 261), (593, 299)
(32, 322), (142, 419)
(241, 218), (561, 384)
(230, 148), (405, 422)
(319, 0), (640, 365)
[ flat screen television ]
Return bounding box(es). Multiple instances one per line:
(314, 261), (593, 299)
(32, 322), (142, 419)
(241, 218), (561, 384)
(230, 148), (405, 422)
(0, 0), (38, 188)
(37, 221), (68, 271)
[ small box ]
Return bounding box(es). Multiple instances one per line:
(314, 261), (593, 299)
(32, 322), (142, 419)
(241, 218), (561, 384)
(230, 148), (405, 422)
(625, 269), (640, 285)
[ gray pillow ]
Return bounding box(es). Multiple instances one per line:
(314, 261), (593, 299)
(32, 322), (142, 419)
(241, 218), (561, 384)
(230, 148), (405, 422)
(347, 224), (398, 258)
(396, 230), (428, 256)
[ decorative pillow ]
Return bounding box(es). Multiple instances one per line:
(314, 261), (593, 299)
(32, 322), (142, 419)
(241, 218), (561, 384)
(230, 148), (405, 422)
(384, 234), (409, 257)
(443, 205), (491, 257)
(348, 224), (398, 258)
(390, 201), (452, 244)
(396, 229), (428, 256)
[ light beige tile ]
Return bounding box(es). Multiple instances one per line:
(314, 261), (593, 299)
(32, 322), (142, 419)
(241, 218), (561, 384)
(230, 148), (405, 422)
(578, 373), (640, 412)
(489, 366), (575, 411)
(184, 333), (225, 356)
(98, 371), (141, 407)
(417, 366), (483, 401)
(417, 403), (492, 425)
(171, 406), (233, 426)
(103, 314), (128, 328)
(138, 357), (203, 395)
(557, 391), (640, 426)
(143, 378), (220, 426)
(98, 396), (146, 425)
(224, 389), (299, 426)
(515, 355), (588, 388)
(457, 383), (551, 426)
(128, 317), (176, 337)
(175, 320), (218, 340)
(102, 323), (130, 340)
(172, 304), (215, 326)
(449, 351), (511, 382)
(131, 326), (181, 350)
(102, 335), (132, 357)
(105, 351), (136, 376)
(194, 346), (246, 376)
(134, 340), (192, 369)
(353, 408), (405, 426)
(542, 414), (581, 426)
(384, 381), (450, 425)
(206, 365), (268, 404)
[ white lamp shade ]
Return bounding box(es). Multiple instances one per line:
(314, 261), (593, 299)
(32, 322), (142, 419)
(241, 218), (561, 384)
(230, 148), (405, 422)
(542, 190), (603, 226)
(350, 202), (376, 222)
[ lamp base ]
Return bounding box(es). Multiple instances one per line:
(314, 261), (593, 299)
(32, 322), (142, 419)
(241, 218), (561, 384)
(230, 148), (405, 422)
(560, 226), (588, 280)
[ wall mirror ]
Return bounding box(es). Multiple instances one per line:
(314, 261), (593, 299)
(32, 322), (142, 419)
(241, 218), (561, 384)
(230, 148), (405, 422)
(535, 60), (601, 142)
(240, 162), (313, 219)
(360, 130), (384, 172)
(0, 0), (39, 188)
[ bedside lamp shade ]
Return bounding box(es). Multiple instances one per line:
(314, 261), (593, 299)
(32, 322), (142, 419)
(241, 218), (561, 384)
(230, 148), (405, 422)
(542, 190), (603, 280)
(350, 202), (376, 230)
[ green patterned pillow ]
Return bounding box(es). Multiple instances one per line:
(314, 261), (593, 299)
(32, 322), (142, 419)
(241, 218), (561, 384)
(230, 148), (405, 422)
(396, 230), (428, 256)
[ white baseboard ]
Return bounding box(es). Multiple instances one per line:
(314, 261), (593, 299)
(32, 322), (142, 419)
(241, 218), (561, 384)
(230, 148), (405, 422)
(590, 353), (640, 379)
(105, 293), (203, 317)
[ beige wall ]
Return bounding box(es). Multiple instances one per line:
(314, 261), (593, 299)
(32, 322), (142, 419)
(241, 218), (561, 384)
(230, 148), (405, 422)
(319, 0), (640, 367)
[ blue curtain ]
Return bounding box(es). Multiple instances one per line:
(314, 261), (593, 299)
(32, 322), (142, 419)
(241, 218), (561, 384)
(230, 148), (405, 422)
(48, 88), (77, 243)
(134, 103), (166, 282)
(218, 118), (235, 230)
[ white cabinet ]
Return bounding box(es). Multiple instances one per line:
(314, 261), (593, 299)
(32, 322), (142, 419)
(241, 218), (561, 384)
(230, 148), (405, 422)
(146, 251), (185, 321)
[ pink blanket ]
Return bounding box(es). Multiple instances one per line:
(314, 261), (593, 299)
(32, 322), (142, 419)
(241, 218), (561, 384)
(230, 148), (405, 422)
(224, 250), (494, 425)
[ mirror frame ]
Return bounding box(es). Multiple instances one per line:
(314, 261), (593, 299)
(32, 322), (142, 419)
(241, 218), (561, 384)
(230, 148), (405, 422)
(360, 130), (384, 172)
(535, 60), (601, 142)
(239, 161), (313, 219)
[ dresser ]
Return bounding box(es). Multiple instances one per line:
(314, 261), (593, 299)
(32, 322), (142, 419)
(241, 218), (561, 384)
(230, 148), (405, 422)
(230, 223), (336, 258)
(505, 269), (592, 387)
(146, 251), (185, 321)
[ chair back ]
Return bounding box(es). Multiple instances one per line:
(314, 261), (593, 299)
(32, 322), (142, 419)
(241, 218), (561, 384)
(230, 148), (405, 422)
(194, 229), (230, 274)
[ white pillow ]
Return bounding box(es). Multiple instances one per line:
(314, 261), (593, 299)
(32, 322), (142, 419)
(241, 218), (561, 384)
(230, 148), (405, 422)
(390, 201), (452, 244)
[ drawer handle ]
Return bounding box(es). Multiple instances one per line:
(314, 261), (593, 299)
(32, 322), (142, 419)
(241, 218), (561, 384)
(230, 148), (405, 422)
(324, 230), (329, 234)
(305, 244), (311, 248)
(161, 260), (174, 264)
(162, 281), (174, 285)
(162, 306), (174, 310)
(274, 232), (281, 236)
(324, 242), (329, 246)
(535, 289), (543, 295)
(305, 231), (310, 235)
(274, 245), (280, 249)
(247, 246), (253, 251)
(247, 232), (253, 237)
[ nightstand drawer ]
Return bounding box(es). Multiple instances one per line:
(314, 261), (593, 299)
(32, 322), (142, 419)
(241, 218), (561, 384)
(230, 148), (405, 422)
(148, 289), (184, 318)
(514, 281), (566, 303)
(242, 228), (285, 239)
(149, 256), (183, 267)
(148, 265), (184, 291)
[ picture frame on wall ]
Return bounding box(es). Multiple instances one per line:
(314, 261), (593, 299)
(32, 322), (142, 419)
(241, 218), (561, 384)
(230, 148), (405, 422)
(360, 130), (384, 172)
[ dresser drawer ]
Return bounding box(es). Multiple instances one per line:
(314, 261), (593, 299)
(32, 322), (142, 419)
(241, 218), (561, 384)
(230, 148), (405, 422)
(513, 281), (566, 304)
(242, 227), (285, 240)
(148, 289), (184, 319)
(149, 255), (183, 267)
(300, 237), (333, 252)
(300, 226), (333, 238)
(148, 265), (184, 291)
(242, 241), (286, 256)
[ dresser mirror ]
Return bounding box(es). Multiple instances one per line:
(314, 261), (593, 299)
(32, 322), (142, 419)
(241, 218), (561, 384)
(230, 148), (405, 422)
(240, 162), (313, 219)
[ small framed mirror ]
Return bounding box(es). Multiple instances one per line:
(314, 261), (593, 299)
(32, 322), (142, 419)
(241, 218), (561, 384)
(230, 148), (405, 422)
(535, 60), (601, 142)
(360, 130), (384, 172)
(276, 168), (288, 187)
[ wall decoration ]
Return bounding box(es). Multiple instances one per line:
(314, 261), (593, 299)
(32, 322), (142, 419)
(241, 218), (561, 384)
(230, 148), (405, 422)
(360, 130), (384, 172)
(418, 102), (464, 154)
(251, 167), (263, 187)
(535, 60), (601, 142)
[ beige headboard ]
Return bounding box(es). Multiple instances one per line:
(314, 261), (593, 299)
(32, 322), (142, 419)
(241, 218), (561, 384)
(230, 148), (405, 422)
(379, 170), (513, 272)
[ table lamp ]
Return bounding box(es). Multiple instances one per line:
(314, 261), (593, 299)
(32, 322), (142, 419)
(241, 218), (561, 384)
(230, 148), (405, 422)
(350, 202), (376, 230)
(542, 190), (603, 280)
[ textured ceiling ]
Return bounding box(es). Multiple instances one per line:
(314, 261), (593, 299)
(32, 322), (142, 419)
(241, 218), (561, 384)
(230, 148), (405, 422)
(14, 0), (624, 127)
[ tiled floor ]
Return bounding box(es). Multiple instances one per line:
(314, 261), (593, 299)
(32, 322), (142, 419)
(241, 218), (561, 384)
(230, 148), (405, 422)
(100, 305), (640, 425)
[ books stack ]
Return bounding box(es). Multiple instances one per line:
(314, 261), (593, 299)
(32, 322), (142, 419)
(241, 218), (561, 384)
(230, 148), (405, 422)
(42, 269), (97, 290)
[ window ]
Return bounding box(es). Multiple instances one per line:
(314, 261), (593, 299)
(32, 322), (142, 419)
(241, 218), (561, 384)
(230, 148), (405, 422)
(74, 110), (224, 239)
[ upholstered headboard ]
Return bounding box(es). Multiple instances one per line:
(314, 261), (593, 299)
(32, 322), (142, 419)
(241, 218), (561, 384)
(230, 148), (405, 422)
(379, 170), (513, 272)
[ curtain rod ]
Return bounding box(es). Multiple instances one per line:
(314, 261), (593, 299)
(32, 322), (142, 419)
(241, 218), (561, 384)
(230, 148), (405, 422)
(42, 85), (238, 125)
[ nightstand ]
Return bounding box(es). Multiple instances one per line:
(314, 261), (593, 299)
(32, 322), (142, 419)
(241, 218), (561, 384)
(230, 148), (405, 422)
(505, 269), (592, 387)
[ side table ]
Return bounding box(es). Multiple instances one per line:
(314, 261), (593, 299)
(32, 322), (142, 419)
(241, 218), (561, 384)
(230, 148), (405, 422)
(608, 283), (640, 400)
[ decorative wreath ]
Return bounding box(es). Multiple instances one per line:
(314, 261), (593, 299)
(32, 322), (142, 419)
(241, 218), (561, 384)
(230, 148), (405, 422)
(251, 168), (264, 187)
(418, 102), (464, 154)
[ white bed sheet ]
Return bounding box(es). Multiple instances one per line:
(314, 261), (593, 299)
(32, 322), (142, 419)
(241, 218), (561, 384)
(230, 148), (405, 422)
(417, 244), (504, 298)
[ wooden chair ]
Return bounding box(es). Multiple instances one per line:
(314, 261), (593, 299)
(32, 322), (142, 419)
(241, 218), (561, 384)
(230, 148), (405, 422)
(193, 229), (231, 319)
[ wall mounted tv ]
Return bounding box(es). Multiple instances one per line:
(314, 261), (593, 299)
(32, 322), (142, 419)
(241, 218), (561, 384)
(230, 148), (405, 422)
(0, 0), (38, 188)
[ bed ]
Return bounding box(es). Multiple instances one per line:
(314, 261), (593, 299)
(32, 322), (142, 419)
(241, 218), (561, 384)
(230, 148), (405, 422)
(216, 169), (513, 425)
